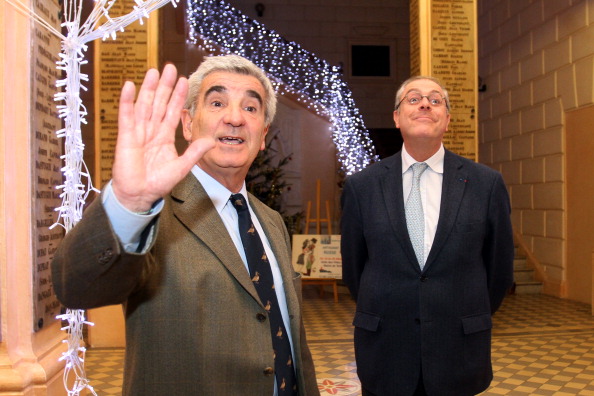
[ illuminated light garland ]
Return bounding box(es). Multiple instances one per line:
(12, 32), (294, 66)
(5, 0), (178, 394)
(186, 0), (378, 175)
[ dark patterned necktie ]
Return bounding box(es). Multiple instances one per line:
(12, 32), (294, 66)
(230, 194), (298, 395)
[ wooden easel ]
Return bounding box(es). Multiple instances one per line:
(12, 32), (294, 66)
(302, 179), (338, 302)
(304, 179), (332, 234)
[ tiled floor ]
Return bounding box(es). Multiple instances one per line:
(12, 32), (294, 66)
(83, 288), (594, 395)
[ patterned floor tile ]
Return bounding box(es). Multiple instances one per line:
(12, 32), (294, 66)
(83, 289), (594, 395)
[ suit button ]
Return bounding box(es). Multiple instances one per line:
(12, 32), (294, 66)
(263, 367), (274, 376)
(420, 275), (428, 282)
(256, 313), (267, 322)
(415, 318), (420, 324)
(98, 248), (113, 265)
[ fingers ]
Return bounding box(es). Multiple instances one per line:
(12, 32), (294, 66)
(149, 64), (180, 128)
(179, 137), (216, 173)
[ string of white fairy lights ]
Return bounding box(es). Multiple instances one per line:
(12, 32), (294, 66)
(5, 0), (177, 394)
(186, 0), (378, 175)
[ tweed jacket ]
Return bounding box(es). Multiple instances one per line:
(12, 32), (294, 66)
(52, 174), (319, 396)
(340, 149), (514, 396)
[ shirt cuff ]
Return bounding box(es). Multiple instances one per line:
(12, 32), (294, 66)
(101, 181), (163, 252)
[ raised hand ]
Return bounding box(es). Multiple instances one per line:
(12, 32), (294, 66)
(111, 64), (215, 212)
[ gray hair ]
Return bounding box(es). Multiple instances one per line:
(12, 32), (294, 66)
(184, 55), (277, 125)
(394, 75), (450, 113)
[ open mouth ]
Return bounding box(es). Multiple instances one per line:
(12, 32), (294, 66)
(219, 137), (244, 145)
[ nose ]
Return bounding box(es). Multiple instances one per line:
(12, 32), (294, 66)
(223, 104), (246, 127)
(419, 96), (432, 109)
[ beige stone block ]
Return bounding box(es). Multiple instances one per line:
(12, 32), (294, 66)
(544, 39), (571, 74)
(534, 126), (563, 156)
(556, 64), (577, 110)
(511, 35), (532, 63)
(511, 133), (533, 161)
(478, 96), (493, 120)
(510, 84), (532, 111)
(544, 154), (563, 182)
(532, 73), (556, 103)
(522, 209), (546, 236)
(492, 46), (510, 73)
(493, 137), (512, 163)
(533, 181), (563, 210)
(558, 0), (587, 40)
(521, 103), (544, 133)
(543, 0), (572, 20)
(501, 160), (522, 185)
(544, 98), (563, 128)
(575, 56), (594, 106)
(501, 64), (520, 91)
(478, 142), (492, 164)
(510, 183), (533, 209)
(533, 19), (558, 52)
(520, 52), (544, 82)
(545, 210), (564, 239)
(501, 17), (521, 46)
(572, 24), (594, 62)
(492, 90), (511, 116)
(522, 157), (544, 184)
(491, 2), (511, 26)
(533, 236), (564, 268)
(519, 1), (544, 35)
(481, 118), (500, 143)
(501, 112), (521, 138)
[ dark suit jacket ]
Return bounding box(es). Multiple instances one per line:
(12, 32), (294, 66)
(340, 150), (514, 396)
(52, 174), (319, 396)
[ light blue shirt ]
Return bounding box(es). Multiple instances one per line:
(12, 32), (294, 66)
(102, 167), (295, 395)
(401, 144), (444, 265)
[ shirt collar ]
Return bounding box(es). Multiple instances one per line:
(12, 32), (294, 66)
(401, 144), (445, 174)
(190, 165), (248, 214)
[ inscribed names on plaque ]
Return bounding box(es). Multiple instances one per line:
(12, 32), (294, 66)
(431, 0), (477, 160)
(31, 0), (64, 331)
(95, 0), (152, 187)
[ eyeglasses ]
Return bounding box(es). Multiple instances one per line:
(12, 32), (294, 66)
(396, 91), (447, 109)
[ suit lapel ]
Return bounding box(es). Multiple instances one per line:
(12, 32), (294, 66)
(170, 175), (262, 305)
(380, 152), (422, 270)
(425, 150), (467, 269)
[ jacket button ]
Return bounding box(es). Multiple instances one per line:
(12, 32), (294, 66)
(420, 275), (428, 282)
(98, 248), (113, 265)
(263, 367), (274, 376)
(415, 318), (420, 324)
(256, 313), (267, 322)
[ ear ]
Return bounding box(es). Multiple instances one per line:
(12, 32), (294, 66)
(393, 110), (400, 129)
(260, 125), (270, 151)
(181, 109), (193, 141)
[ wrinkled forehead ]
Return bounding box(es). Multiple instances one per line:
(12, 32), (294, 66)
(403, 79), (444, 95)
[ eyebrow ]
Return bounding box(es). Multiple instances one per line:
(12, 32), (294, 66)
(405, 89), (443, 96)
(204, 85), (264, 106)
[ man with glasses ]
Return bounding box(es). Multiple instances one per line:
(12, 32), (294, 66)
(340, 76), (514, 395)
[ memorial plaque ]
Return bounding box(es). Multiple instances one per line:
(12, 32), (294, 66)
(95, 0), (157, 187)
(31, 0), (64, 331)
(431, 0), (477, 160)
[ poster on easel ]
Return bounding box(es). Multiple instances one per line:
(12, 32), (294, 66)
(292, 234), (342, 279)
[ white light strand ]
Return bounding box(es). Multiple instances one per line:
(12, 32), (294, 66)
(186, 0), (378, 175)
(4, 0), (178, 394)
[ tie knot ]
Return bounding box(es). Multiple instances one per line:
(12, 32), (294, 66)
(231, 193), (248, 212)
(411, 162), (429, 179)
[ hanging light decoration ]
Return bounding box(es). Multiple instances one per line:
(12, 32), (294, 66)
(186, 0), (378, 175)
